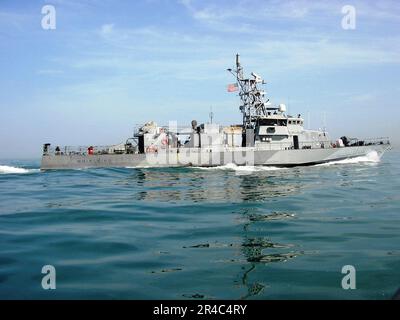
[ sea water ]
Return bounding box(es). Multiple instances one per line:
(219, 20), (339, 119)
(0, 151), (399, 299)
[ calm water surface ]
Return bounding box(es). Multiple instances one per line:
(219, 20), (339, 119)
(0, 151), (399, 299)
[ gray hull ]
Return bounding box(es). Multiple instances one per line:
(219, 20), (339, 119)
(41, 145), (389, 170)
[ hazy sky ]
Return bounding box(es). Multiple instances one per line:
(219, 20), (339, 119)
(0, 0), (399, 158)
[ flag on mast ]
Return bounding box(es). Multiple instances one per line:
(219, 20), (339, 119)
(227, 83), (239, 92)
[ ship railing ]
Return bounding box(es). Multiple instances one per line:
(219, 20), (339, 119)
(178, 140), (332, 152)
(44, 145), (127, 156)
(255, 140), (330, 151)
(133, 124), (195, 136)
(251, 137), (390, 151)
(43, 137), (390, 156)
(345, 137), (390, 146)
(180, 137), (390, 152)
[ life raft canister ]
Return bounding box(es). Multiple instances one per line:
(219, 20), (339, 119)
(88, 146), (94, 155)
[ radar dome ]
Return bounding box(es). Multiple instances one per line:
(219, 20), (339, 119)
(278, 104), (287, 112)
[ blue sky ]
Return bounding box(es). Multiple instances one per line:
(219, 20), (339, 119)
(0, 0), (399, 158)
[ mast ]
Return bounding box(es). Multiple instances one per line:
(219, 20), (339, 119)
(228, 54), (269, 129)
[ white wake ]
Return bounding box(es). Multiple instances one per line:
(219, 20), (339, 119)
(194, 163), (283, 173)
(316, 150), (381, 167)
(0, 165), (40, 174)
(194, 151), (382, 171)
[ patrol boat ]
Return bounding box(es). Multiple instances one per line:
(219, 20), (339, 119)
(41, 55), (390, 170)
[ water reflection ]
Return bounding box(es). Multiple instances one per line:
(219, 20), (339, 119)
(123, 167), (307, 203)
(238, 209), (300, 299)
(123, 167), (304, 299)
(179, 208), (300, 299)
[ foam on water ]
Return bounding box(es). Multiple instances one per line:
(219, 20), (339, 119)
(0, 165), (39, 174)
(193, 151), (381, 172)
(125, 166), (152, 169)
(316, 150), (381, 167)
(194, 163), (283, 173)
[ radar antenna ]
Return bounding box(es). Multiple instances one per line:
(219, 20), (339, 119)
(227, 54), (269, 129)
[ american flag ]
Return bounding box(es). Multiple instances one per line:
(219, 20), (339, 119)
(227, 83), (239, 92)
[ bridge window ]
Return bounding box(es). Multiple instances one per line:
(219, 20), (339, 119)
(259, 119), (277, 126)
(259, 119), (287, 126)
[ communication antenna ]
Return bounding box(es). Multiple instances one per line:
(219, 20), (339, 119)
(322, 111), (327, 132)
(209, 106), (214, 124)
